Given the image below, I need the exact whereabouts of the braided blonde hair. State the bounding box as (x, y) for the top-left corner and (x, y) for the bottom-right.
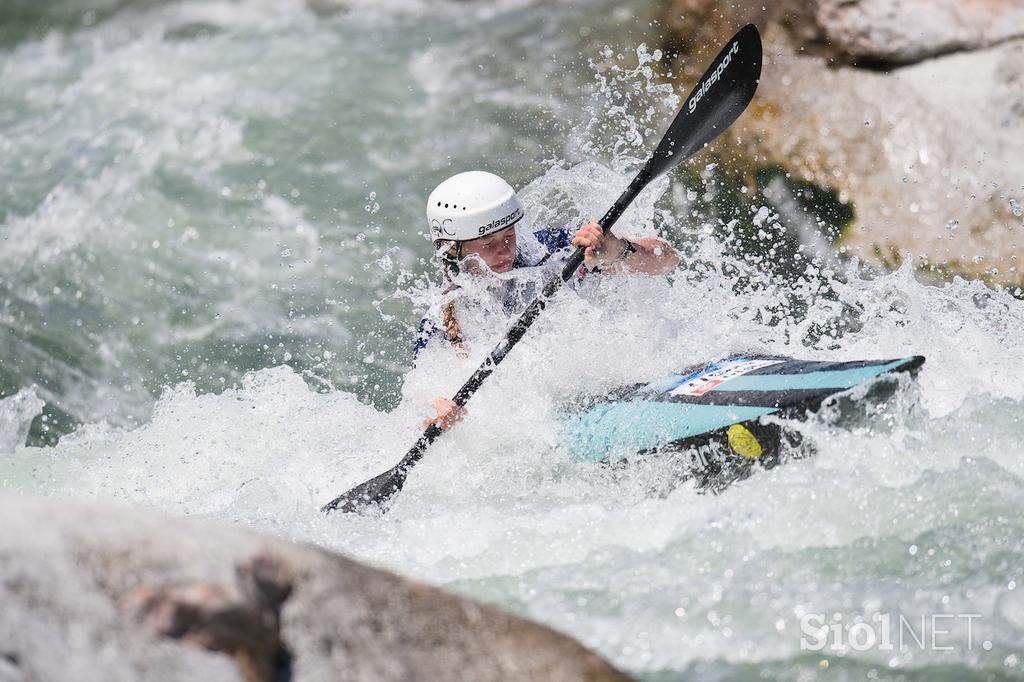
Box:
(441, 297), (466, 356)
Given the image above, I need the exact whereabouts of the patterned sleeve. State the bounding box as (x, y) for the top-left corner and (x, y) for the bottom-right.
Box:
(532, 226), (573, 255)
(412, 313), (446, 363)
(530, 225), (589, 288)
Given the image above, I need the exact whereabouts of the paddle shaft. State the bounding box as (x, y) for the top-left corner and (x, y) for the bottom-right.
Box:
(391, 168), (654, 477)
(320, 169), (655, 511)
(321, 24), (762, 513)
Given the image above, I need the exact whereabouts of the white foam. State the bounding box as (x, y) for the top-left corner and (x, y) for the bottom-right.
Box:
(0, 389), (45, 455)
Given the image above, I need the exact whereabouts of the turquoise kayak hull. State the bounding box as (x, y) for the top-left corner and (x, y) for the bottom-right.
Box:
(567, 355), (925, 464)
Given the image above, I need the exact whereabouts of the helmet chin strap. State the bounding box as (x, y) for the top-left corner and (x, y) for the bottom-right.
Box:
(437, 241), (462, 282)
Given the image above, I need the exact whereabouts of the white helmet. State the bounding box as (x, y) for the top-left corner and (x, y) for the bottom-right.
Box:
(427, 171), (524, 243)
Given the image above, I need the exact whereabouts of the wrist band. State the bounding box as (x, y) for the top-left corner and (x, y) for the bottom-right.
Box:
(613, 239), (637, 264)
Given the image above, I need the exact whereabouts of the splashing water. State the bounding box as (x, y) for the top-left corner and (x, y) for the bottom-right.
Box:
(0, 388), (44, 454)
(2, 1), (1023, 680)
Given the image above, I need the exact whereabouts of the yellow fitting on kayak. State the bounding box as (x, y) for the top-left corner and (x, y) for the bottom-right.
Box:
(727, 424), (762, 459)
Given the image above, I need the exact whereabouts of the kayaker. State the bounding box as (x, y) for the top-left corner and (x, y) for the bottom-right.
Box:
(416, 170), (679, 428)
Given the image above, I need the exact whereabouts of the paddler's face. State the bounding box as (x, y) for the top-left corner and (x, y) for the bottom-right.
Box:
(460, 225), (517, 274)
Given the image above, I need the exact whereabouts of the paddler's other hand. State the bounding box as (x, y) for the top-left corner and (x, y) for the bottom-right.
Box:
(572, 220), (625, 270)
(423, 397), (466, 430)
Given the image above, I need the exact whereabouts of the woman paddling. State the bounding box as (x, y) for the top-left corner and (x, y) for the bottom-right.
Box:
(415, 170), (679, 429)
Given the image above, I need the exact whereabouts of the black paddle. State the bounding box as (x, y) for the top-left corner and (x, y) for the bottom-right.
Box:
(322, 24), (763, 515)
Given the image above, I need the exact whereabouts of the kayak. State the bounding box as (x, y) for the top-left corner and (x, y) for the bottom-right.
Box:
(566, 355), (925, 488)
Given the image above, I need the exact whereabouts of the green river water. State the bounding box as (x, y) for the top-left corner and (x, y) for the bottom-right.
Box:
(2, 1), (1023, 679)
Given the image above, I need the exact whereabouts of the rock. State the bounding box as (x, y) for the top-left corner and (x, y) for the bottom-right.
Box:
(815, 0), (1024, 65)
(660, 0), (1024, 286)
(662, 0), (1024, 67)
(126, 552), (292, 682)
(751, 39), (1024, 281)
(0, 494), (631, 682)
(661, 0), (792, 83)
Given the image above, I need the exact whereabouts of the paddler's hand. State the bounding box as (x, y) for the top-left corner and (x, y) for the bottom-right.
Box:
(572, 220), (627, 270)
(423, 397), (466, 430)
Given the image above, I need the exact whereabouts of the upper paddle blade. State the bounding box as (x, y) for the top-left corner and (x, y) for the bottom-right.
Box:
(647, 24), (762, 179)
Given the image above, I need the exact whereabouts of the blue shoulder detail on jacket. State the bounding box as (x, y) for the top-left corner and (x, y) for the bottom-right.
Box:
(412, 315), (445, 362)
(532, 226), (572, 255)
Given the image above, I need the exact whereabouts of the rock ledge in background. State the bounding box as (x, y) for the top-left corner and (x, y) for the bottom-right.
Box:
(661, 0), (1024, 286)
(815, 0), (1024, 66)
(0, 494), (631, 682)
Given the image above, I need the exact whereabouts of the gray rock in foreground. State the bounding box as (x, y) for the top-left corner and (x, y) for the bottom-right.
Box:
(0, 494), (631, 682)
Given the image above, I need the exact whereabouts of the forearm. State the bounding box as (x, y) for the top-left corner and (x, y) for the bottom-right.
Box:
(610, 236), (680, 275)
(572, 220), (679, 275)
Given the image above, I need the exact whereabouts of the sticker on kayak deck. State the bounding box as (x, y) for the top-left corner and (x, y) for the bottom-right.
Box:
(669, 359), (783, 397)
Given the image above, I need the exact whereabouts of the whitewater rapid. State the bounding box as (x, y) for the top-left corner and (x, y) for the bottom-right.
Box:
(3, 0), (1024, 679)
(7, 228), (1024, 677)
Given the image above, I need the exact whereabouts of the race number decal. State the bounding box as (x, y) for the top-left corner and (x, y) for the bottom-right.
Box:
(669, 359), (782, 397)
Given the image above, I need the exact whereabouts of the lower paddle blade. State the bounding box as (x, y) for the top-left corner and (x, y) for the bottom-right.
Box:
(322, 424), (442, 515)
(647, 23), (762, 179)
(320, 466), (406, 514)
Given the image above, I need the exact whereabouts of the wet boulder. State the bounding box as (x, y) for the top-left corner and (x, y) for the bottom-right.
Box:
(0, 494), (631, 682)
(660, 0), (1024, 286)
(814, 0), (1024, 66)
